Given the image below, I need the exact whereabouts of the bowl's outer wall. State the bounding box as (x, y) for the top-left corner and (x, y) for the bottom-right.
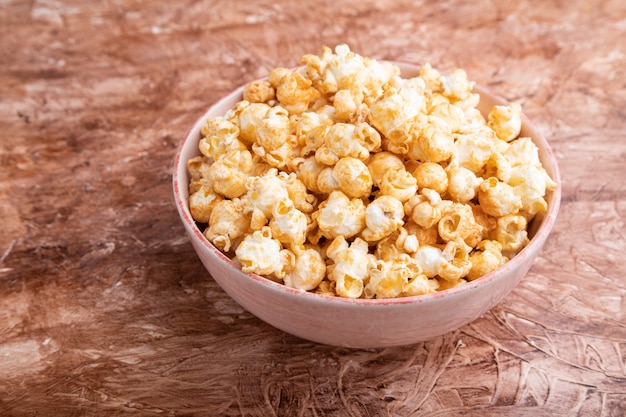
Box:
(173, 63), (561, 348)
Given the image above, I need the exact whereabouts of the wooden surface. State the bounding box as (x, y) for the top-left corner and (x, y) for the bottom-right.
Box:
(1, 0), (625, 415)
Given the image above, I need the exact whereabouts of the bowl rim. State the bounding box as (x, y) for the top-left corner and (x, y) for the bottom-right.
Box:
(172, 61), (562, 308)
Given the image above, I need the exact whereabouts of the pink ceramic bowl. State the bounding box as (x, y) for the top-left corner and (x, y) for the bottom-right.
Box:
(172, 63), (561, 348)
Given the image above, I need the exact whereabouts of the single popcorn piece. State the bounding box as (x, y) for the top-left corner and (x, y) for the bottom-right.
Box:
(313, 190), (366, 239)
(507, 164), (555, 216)
(452, 128), (501, 174)
(189, 186), (223, 223)
(502, 136), (542, 167)
(283, 247), (327, 291)
(269, 67), (321, 114)
(367, 151), (405, 187)
(235, 226), (293, 278)
(428, 101), (466, 133)
(468, 240), (504, 281)
(378, 168), (418, 202)
(437, 238), (472, 282)
(283, 173), (317, 213)
(232, 102), (272, 146)
(413, 162), (448, 195)
(413, 245), (446, 278)
(204, 199), (251, 253)
(207, 149), (253, 199)
(332, 156), (373, 198)
(441, 68), (475, 103)
(326, 236), (373, 298)
(478, 177), (523, 217)
(243, 168), (291, 228)
(187, 155), (212, 195)
(269, 199), (308, 255)
(199, 117), (246, 160)
(404, 190), (442, 229)
(488, 102), (523, 142)
(250, 106), (292, 165)
(361, 195), (405, 242)
(295, 111), (333, 153)
(419, 62), (443, 93)
(438, 202), (483, 247)
(369, 78), (427, 148)
(187, 44), (556, 298)
(495, 214), (529, 255)
(447, 165), (482, 203)
(415, 116), (455, 163)
(316, 166), (342, 194)
(243, 80), (276, 104)
(333, 88), (367, 123)
(297, 156), (325, 194)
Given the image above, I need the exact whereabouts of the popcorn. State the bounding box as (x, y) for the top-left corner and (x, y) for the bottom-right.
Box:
(438, 238), (472, 282)
(404, 190), (442, 229)
(316, 166), (341, 194)
(488, 102), (522, 142)
(199, 117), (245, 160)
(413, 245), (445, 278)
(369, 79), (426, 147)
(332, 156), (373, 198)
(452, 128), (501, 174)
(315, 122), (381, 165)
(243, 168), (291, 225)
(441, 68), (474, 102)
(269, 199), (308, 255)
(447, 166), (482, 203)
(187, 44), (556, 298)
(437, 202), (483, 247)
(283, 247), (326, 291)
(378, 168), (418, 202)
(366, 254), (424, 298)
(467, 240), (504, 281)
(367, 151), (405, 187)
(416, 116), (455, 163)
(233, 102), (272, 145)
(235, 226), (293, 278)
(243, 80), (275, 104)
(495, 214), (529, 255)
(204, 199), (250, 253)
(269, 67), (321, 114)
(313, 190), (366, 240)
(361, 195), (405, 242)
(297, 156), (325, 194)
(189, 186), (223, 223)
(326, 236), (374, 298)
(413, 162), (448, 195)
(250, 105), (292, 168)
(507, 164), (553, 216)
(478, 177), (523, 217)
(207, 149), (253, 199)
(333, 88), (366, 122)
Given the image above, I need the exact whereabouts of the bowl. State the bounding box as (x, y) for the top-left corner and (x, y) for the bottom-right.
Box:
(172, 62), (561, 348)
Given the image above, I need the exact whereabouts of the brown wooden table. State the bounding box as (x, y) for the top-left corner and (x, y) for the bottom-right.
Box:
(1, 0), (625, 415)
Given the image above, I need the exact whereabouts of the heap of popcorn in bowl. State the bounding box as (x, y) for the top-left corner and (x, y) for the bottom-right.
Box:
(186, 45), (556, 300)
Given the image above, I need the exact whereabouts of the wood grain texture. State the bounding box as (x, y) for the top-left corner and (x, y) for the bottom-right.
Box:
(1, 0), (625, 415)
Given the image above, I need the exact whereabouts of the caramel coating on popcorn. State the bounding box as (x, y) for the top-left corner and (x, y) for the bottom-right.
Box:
(187, 44), (556, 299)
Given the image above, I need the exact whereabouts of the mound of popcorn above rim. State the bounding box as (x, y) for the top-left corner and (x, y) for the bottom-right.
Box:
(187, 44), (556, 299)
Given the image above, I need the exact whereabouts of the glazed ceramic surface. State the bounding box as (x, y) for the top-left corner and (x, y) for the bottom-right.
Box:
(173, 63), (561, 348)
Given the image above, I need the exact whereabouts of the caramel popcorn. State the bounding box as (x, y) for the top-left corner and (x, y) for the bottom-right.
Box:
(188, 44), (556, 298)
